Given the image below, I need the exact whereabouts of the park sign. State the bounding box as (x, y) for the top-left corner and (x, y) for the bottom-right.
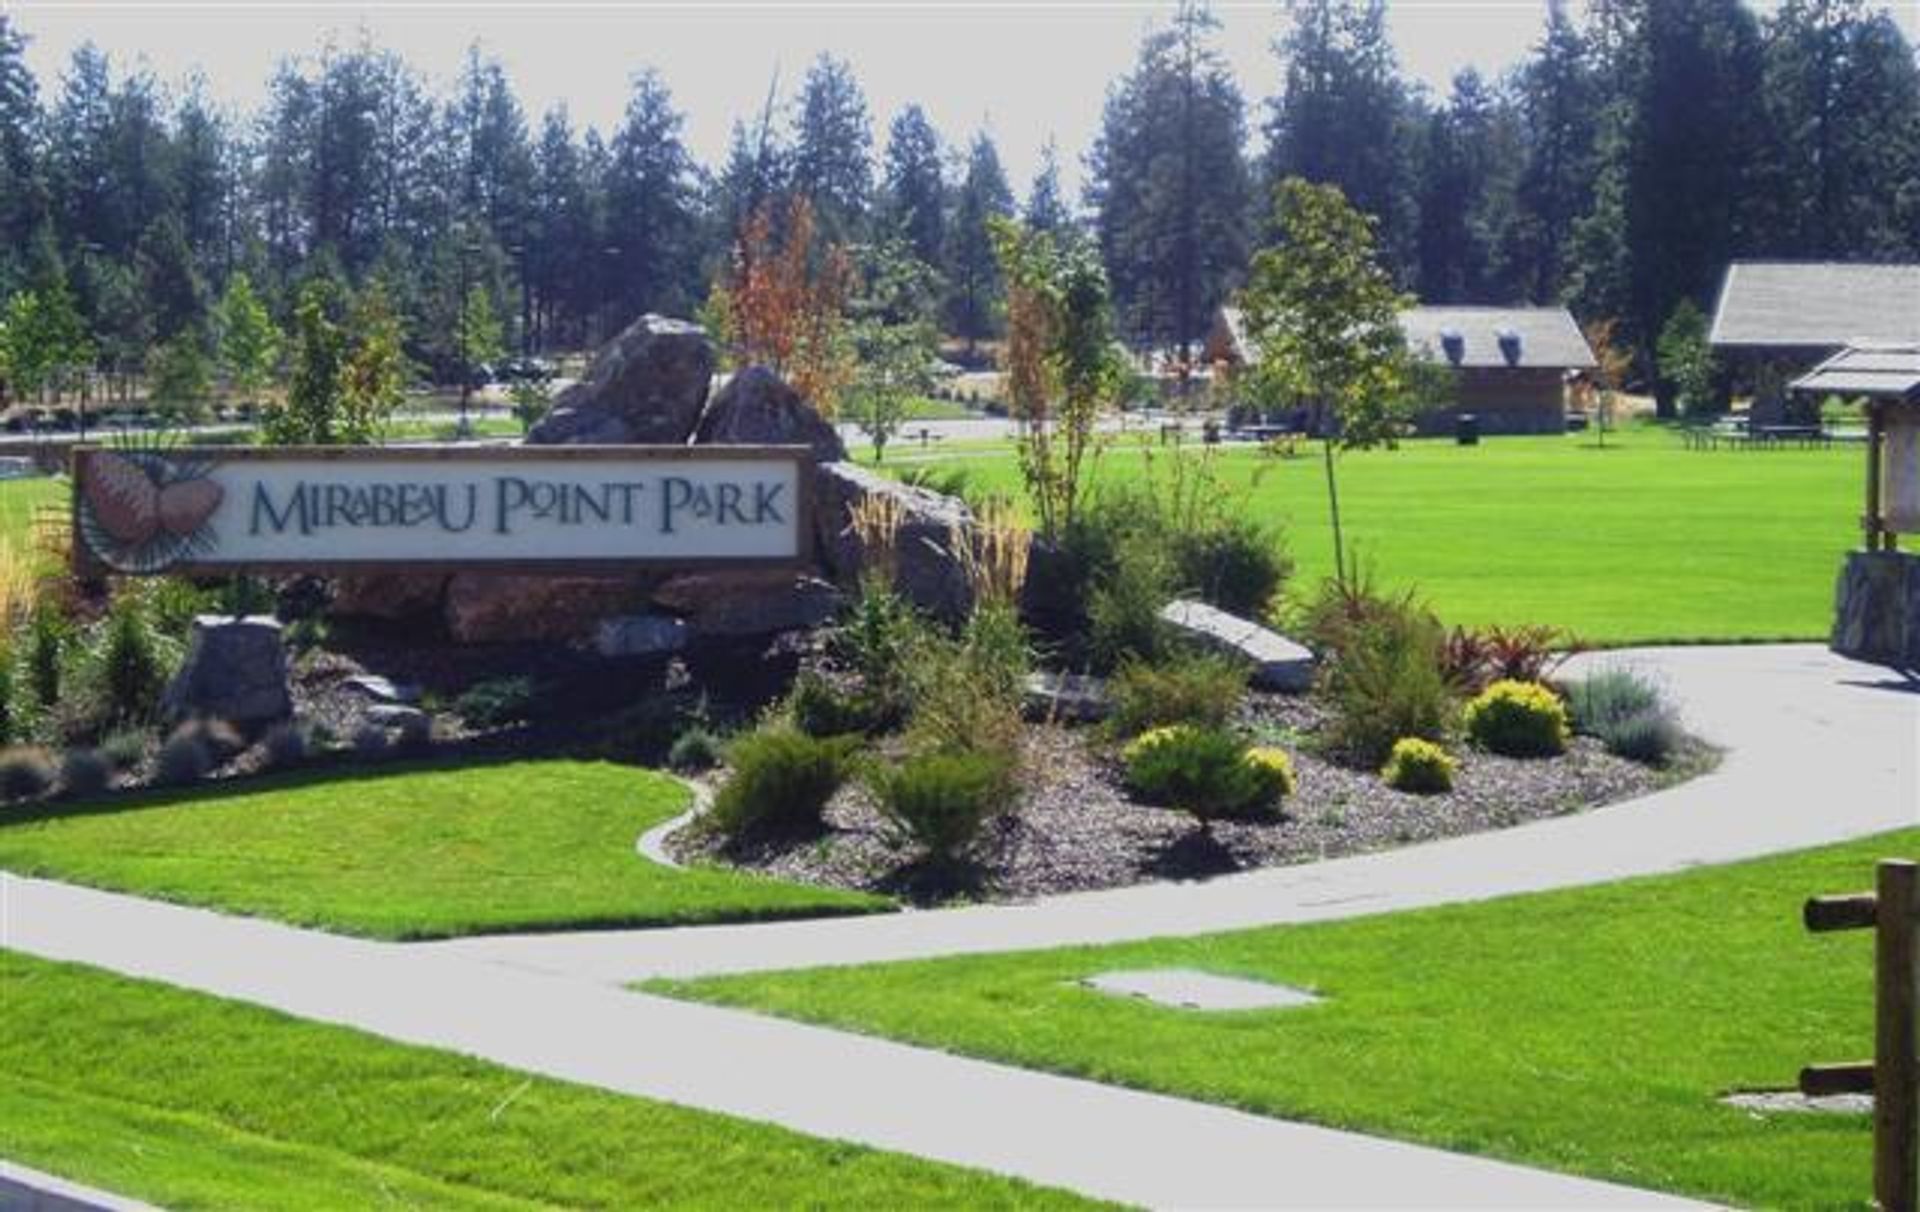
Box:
(71, 444), (810, 576)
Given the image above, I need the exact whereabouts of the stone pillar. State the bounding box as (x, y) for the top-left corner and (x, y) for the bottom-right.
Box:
(1832, 551), (1920, 671)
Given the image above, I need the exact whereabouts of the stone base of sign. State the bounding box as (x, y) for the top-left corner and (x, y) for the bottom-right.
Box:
(330, 572), (449, 620)
(651, 570), (841, 638)
(444, 573), (660, 645)
(161, 615), (292, 727)
(1831, 549), (1920, 671)
(595, 614), (692, 658)
(1159, 599), (1316, 692)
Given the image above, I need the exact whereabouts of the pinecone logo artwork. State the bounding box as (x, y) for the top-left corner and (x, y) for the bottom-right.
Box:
(77, 449), (225, 573)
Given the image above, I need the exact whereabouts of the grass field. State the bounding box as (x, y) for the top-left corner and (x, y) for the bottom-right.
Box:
(0, 760), (887, 938)
(911, 424), (1858, 645)
(0, 474), (62, 552)
(658, 826), (1913, 1210)
(0, 950), (1091, 1209)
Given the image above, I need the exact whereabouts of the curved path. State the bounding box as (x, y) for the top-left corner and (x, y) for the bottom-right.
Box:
(4, 644), (1912, 1208)
(433, 644), (1920, 982)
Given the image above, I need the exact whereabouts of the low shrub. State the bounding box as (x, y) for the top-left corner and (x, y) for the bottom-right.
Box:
(58, 747), (112, 798)
(101, 598), (167, 725)
(184, 718), (246, 762)
(259, 722), (309, 770)
(667, 726), (724, 772)
(871, 750), (1015, 863)
(707, 728), (858, 839)
(455, 677), (537, 730)
(1566, 669), (1681, 765)
(1168, 516), (1291, 621)
(1565, 668), (1661, 734)
(1464, 679), (1569, 757)
(1381, 737), (1458, 794)
(1310, 580), (1454, 767)
(27, 609), (64, 709)
(1087, 531), (1174, 671)
(905, 603), (1029, 762)
(1242, 746), (1297, 801)
(1109, 654), (1247, 736)
(830, 580), (927, 724)
(0, 745), (56, 801)
(1599, 708), (1681, 765)
(1122, 725), (1288, 822)
(153, 727), (214, 787)
(789, 670), (880, 738)
(98, 728), (148, 771)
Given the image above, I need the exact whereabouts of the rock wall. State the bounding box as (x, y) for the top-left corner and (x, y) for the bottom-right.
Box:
(1832, 550), (1920, 671)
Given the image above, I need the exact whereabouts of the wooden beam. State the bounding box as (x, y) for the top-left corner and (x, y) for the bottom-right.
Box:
(1802, 1062), (1876, 1097)
(1868, 403), (1888, 551)
(1807, 893), (1879, 933)
(1876, 860), (1919, 1212)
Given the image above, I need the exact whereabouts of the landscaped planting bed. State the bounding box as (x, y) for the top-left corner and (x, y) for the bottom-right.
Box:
(672, 694), (1703, 902)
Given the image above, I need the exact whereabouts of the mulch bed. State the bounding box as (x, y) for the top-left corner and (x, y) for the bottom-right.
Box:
(669, 690), (1716, 905)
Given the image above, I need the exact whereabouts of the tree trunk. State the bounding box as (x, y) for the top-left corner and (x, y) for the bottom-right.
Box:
(1322, 436), (1347, 586)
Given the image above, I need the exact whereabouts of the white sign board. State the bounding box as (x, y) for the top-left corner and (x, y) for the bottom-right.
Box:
(73, 445), (809, 574)
(1884, 413), (1920, 534)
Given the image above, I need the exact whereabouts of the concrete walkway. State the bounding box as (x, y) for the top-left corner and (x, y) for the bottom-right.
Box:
(432, 644), (1920, 982)
(4, 643), (1910, 1207)
(1, 873), (1695, 1208)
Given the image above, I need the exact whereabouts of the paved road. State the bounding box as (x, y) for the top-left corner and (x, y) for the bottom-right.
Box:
(6, 642), (1909, 1208)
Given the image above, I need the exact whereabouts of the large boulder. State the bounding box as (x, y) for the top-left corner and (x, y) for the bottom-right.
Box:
(693, 365), (846, 461)
(161, 616), (292, 726)
(444, 573), (660, 644)
(1159, 599), (1316, 692)
(1832, 550), (1920, 670)
(813, 461), (973, 620)
(526, 314), (716, 446)
(651, 569), (841, 637)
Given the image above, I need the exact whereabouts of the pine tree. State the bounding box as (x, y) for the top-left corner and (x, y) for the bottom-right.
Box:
(1514, 0), (1596, 300)
(0, 16), (44, 298)
(603, 70), (700, 325)
(1089, 0), (1251, 357)
(790, 53), (872, 240)
(1024, 140), (1069, 235)
(881, 104), (946, 271)
(946, 132), (1014, 358)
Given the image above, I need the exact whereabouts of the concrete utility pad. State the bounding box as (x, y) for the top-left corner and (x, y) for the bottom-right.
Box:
(1082, 968), (1320, 1011)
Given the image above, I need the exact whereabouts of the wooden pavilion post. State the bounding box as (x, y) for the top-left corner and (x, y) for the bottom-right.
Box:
(1867, 401), (1887, 551)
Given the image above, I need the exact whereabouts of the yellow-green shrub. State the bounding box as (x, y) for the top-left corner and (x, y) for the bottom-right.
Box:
(1381, 737), (1457, 793)
(1463, 679), (1569, 757)
(1123, 725), (1291, 821)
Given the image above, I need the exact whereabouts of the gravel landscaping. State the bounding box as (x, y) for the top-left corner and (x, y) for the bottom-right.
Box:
(669, 691), (1715, 904)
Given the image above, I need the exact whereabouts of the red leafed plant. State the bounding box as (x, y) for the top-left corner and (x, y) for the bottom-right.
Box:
(711, 195), (855, 417)
(1442, 624), (1578, 694)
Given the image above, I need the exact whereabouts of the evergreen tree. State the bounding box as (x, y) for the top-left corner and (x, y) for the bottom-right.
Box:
(1024, 139), (1069, 234)
(1264, 0), (1419, 279)
(946, 132), (1015, 357)
(147, 330), (213, 422)
(1088, 0), (1251, 356)
(215, 272), (280, 405)
(790, 53), (872, 239)
(881, 104), (946, 271)
(527, 106), (594, 350)
(0, 16), (44, 298)
(603, 70), (701, 325)
(1513, 0), (1597, 301)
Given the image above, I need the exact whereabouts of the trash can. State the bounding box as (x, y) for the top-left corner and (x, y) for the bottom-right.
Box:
(1456, 413), (1480, 446)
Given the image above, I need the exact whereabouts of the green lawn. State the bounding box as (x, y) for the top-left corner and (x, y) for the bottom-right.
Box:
(909, 424), (1858, 644)
(657, 827), (1914, 1209)
(0, 760), (886, 939)
(0, 950), (1093, 1209)
(0, 474), (62, 552)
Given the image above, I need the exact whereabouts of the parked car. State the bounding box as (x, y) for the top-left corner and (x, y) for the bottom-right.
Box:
(498, 357), (556, 383)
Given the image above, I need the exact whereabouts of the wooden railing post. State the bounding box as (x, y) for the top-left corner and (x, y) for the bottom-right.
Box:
(1878, 860), (1919, 1212)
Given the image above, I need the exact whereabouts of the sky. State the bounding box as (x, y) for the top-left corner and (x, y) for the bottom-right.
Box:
(6, 0), (1917, 202)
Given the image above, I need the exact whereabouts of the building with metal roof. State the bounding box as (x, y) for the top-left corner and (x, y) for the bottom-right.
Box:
(1709, 261), (1920, 353)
